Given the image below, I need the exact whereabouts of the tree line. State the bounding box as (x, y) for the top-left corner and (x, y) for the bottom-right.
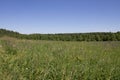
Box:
(0, 29), (120, 41)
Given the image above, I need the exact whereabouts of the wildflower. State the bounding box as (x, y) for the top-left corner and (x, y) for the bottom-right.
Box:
(26, 68), (28, 70)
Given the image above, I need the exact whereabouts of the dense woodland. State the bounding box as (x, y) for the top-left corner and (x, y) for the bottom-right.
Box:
(0, 29), (120, 41)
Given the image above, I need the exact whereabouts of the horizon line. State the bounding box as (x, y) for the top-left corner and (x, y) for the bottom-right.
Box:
(0, 28), (120, 35)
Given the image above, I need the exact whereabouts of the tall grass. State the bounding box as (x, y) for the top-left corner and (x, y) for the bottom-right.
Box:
(0, 38), (120, 80)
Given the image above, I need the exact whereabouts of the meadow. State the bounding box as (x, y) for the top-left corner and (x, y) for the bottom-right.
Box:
(0, 37), (120, 80)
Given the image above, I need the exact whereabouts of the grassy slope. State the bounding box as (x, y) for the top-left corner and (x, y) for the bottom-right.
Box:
(0, 38), (120, 80)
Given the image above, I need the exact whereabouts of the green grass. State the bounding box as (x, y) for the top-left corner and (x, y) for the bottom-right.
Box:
(0, 38), (120, 80)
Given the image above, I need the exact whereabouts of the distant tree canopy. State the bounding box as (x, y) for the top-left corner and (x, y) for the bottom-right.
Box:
(0, 28), (120, 41)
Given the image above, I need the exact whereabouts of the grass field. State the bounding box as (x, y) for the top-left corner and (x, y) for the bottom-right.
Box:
(0, 37), (120, 80)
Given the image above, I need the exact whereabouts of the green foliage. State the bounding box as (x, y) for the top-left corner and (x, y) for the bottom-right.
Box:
(1, 40), (17, 55)
(0, 39), (120, 80)
(0, 28), (120, 41)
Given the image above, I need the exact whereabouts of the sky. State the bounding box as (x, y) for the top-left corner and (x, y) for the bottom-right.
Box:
(0, 0), (120, 34)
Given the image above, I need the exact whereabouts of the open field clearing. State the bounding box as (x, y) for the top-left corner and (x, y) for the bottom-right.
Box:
(0, 38), (120, 80)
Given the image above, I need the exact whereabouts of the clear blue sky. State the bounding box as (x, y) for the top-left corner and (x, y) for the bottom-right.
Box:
(0, 0), (120, 34)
